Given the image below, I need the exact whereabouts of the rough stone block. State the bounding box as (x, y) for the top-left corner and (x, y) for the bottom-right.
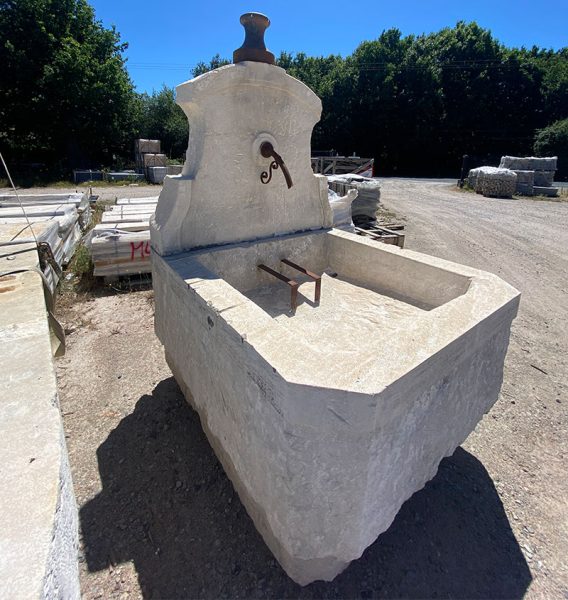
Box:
(148, 166), (168, 184)
(152, 229), (519, 585)
(533, 185), (559, 197)
(0, 246), (79, 598)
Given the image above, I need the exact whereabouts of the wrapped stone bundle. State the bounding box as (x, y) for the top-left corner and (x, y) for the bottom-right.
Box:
(327, 174), (381, 226)
(328, 187), (357, 230)
(533, 171), (555, 187)
(143, 153), (167, 168)
(467, 167), (482, 190)
(513, 170), (535, 195)
(500, 156), (558, 171)
(135, 139), (161, 154)
(469, 167), (517, 197)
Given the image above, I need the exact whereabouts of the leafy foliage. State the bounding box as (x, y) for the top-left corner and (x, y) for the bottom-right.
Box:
(1, 6), (567, 179)
(137, 87), (187, 159)
(199, 23), (567, 177)
(0, 0), (139, 174)
(534, 118), (568, 175)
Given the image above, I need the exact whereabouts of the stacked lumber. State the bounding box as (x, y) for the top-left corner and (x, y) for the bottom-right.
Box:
(90, 196), (158, 278)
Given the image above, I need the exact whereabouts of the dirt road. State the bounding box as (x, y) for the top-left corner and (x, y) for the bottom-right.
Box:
(56, 180), (567, 598)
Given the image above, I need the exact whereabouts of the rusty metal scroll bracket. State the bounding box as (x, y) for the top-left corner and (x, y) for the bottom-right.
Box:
(260, 142), (293, 189)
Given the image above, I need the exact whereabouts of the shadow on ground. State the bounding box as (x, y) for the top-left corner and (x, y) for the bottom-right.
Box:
(81, 378), (532, 599)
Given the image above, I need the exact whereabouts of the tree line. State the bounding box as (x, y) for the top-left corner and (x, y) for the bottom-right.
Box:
(1, 0), (566, 180)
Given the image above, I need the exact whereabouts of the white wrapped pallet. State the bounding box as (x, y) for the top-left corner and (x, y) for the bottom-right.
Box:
(478, 167), (517, 198)
(469, 167), (517, 197)
(328, 188), (357, 230)
(500, 155), (558, 171)
(327, 174), (381, 225)
(513, 170), (535, 195)
(467, 167), (482, 190)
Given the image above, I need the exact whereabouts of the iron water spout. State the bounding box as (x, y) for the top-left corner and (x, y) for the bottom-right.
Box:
(260, 141), (294, 189)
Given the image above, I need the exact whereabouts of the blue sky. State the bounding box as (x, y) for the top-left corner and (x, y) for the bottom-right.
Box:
(90, 0), (568, 93)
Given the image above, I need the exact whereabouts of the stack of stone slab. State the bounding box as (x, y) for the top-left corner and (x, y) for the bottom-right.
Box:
(134, 139), (161, 172)
(0, 192), (90, 291)
(499, 156), (558, 197)
(0, 245), (79, 599)
(89, 196), (158, 278)
(468, 166), (517, 198)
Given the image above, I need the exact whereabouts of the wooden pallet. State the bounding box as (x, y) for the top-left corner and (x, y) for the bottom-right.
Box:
(354, 225), (405, 248)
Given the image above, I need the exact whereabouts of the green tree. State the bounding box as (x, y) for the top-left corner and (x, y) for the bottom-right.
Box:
(129, 22), (568, 178)
(0, 0), (138, 174)
(192, 54), (231, 77)
(137, 87), (187, 159)
(534, 118), (568, 179)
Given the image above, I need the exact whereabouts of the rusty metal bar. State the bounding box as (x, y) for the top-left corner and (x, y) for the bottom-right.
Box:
(281, 258), (321, 303)
(257, 264), (299, 312)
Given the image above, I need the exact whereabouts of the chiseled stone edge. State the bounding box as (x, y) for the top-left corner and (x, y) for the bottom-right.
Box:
(0, 248), (79, 599)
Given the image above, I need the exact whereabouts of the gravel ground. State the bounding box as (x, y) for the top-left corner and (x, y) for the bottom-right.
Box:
(54, 180), (567, 599)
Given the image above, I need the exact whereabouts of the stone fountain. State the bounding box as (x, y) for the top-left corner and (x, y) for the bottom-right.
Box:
(150, 13), (520, 585)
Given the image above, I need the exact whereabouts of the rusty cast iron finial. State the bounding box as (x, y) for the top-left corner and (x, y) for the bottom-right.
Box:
(233, 12), (275, 65)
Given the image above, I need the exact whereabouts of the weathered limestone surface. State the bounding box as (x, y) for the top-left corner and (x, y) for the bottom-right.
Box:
(152, 230), (519, 584)
(0, 245), (79, 599)
(150, 62), (332, 255)
(151, 44), (519, 585)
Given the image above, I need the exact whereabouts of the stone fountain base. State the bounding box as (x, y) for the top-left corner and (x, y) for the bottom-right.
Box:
(152, 229), (519, 584)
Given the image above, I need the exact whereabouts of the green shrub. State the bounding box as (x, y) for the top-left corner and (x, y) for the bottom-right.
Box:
(534, 118), (568, 179)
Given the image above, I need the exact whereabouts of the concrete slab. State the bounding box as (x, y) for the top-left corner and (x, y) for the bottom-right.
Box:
(0, 245), (79, 599)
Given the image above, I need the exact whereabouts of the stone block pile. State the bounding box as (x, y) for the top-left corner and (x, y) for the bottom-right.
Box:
(134, 139), (168, 181)
(499, 156), (558, 197)
(468, 166), (518, 198)
(327, 174), (381, 227)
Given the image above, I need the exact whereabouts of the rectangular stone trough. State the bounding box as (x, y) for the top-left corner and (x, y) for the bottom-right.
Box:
(152, 227), (520, 585)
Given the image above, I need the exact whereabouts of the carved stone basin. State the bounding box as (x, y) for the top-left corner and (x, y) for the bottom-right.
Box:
(152, 227), (518, 584)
